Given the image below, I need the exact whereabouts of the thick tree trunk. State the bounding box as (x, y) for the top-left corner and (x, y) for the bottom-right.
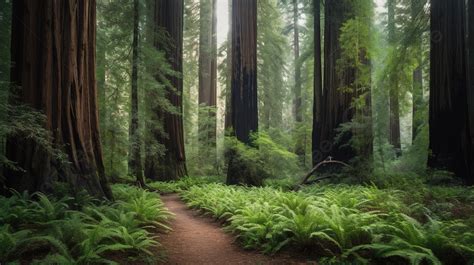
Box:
(5, 0), (112, 198)
(314, 0), (355, 164)
(226, 0), (258, 185)
(411, 0), (423, 141)
(469, 0), (474, 149)
(312, 0), (322, 166)
(0, 0), (11, 179)
(145, 0), (187, 181)
(387, 0), (401, 151)
(129, 0), (144, 185)
(198, 0), (217, 149)
(429, 0), (473, 185)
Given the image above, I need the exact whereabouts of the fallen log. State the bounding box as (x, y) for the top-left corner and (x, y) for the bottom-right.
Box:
(297, 157), (351, 187)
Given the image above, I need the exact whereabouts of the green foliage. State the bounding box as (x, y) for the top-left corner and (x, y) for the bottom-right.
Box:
(181, 183), (474, 264)
(186, 106), (221, 176)
(148, 175), (223, 193)
(225, 132), (301, 182)
(257, 0), (289, 130)
(97, 0), (175, 179)
(0, 184), (172, 264)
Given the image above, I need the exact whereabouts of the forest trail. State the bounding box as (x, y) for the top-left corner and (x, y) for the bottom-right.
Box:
(159, 194), (307, 265)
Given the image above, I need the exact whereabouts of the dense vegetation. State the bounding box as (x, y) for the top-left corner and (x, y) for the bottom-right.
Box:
(0, 185), (172, 264)
(181, 180), (474, 264)
(1, 0), (474, 264)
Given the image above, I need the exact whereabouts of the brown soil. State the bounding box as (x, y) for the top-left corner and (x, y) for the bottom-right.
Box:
(158, 194), (314, 265)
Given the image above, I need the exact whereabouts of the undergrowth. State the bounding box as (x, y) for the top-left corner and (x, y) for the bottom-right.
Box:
(0, 184), (172, 264)
(181, 183), (474, 265)
(148, 176), (224, 193)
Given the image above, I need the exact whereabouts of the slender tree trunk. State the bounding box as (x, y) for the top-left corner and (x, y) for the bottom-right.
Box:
(5, 0), (112, 198)
(293, 0), (305, 163)
(224, 0), (232, 131)
(312, 0), (322, 166)
(198, 0), (217, 150)
(429, 0), (473, 185)
(129, 0), (144, 185)
(145, 0), (187, 181)
(388, 0), (401, 151)
(315, 0), (355, 164)
(226, 0), (258, 185)
(411, 0), (423, 141)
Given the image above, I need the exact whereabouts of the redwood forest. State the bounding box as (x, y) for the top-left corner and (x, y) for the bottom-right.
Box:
(1, 0), (474, 264)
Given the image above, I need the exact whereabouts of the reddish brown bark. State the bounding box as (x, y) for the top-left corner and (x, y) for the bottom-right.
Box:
(5, 0), (112, 198)
(469, 0), (474, 150)
(429, 0), (473, 185)
(313, 0), (356, 164)
(312, 0), (322, 166)
(145, 0), (187, 181)
(226, 0), (258, 185)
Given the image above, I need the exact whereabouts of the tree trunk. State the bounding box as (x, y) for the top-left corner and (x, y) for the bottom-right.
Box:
(468, 0), (474, 149)
(145, 0), (187, 181)
(0, 0), (11, 178)
(226, 0), (258, 185)
(387, 0), (401, 151)
(198, 0), (217, 150)
(314, 0), (355, 164)
(411, 0), (423, 141)
(129, 0), (144, 185)
(224, 0), (232, 131)
(429, 0), (473, 185)
(5, 0), (112, 198)
(312, 0), (322, 166)
(293, 0), (305, 164)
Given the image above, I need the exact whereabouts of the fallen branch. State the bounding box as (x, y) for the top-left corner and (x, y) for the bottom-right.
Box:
(298, 157), (351, 186)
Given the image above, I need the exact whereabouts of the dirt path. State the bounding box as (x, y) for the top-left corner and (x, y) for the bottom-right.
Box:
(159, 194), (309, 265)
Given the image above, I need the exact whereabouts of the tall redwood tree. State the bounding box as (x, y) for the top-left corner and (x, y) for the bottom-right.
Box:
(5, 0), (112, 198)
(312, 0), (322, 166)
(226, 0), (258, 185)
(198, 0), (217, 152)
(469, 0), (474, 150)
(387, 0), (401, 151)
(129, 0), (144, 185)
(429, 0), (473, 185)
(313, 0), (356, 164)
(145, 0), (187, 181)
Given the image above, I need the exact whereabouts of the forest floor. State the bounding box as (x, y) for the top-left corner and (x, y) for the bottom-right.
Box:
(158, 194), (311, 265)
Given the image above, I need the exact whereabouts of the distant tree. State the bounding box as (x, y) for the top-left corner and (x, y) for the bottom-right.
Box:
(227, 0), (259, 185)
(198, 0), (217, 150)
(224, 0), (233, 131)
(129, 0), (144, 185)
(387, 0), (401, 152)
(5, 0), (112, 198)
(145, 0), (187, 181)
(411, 0), (424, 141)
(429, 0), (473, 185)
(292, 0), (305, 162)
(258, 0), (287, 131)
